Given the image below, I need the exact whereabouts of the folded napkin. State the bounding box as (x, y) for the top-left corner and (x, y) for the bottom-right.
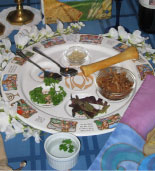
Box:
(89, 74), (155, 170)
(0, 134), (13, 171)
(120, 74), (155, 140)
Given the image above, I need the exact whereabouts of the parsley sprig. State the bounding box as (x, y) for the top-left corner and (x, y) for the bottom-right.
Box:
(29, 77), (66, 106)
(59, 139), (75, 153)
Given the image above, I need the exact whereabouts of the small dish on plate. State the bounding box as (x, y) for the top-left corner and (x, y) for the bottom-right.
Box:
(64, 46), (89, 66)
(96, 66), (136, 101)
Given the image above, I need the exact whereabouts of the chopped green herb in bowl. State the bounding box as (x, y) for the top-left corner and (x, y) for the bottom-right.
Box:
(59, 139), (75, 153)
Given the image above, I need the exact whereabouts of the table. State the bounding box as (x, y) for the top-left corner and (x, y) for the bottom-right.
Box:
(1, 0), (155, 170)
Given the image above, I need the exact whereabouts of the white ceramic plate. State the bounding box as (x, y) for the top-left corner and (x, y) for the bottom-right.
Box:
(1, 35), (154, 136)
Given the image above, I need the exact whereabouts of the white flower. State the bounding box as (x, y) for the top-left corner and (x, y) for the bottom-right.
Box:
(146, 48), (155, 54)
(66, 22), (85, 34)
(19, 29), (30, 36)
(0, 101), (18, 135)
(11, 118), (23, 133)
(5, 125), (16, 141)
(33, 130), (41, 143)
(3, 101), (17, 118)
(1, 51), (15, 62)
(104, 28), (119, 39)
(23, 127), (40, 143)
(0, 112), (10, 132)
(138, 43), (155, 54)
(29, 26), (40, 42)
(1, 60), (8, 69)
(128, 30), (147, 45)
(118, 26), (129, 42)
(39, 25), (54, 40)
(39, 28), (47, 38)
(0, 47), (5, 54)
(78, 22), (85, 27)
(23, 127), (33, 141)
(109, 28), (119, 39)
(44, 25), (54, 37)
(2, 38), (11, 50)
(18, 25), (31, 34)
(57, 20), (64, 33)
(71, 23), (81, 30)
(66, 26), (73, 33)
(14, 32), (30, 49)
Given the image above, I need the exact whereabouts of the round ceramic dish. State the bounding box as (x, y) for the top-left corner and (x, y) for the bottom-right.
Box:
(2, 38), (151, 136)
(64, 46), (88, 66)
(96, 66), (136, 101)
(44, 132), (81, 171)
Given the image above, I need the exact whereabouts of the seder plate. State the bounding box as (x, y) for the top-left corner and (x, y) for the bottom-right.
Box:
(1, 34), (154, 136)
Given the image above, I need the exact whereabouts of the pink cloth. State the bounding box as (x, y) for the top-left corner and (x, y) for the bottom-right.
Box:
(120, 74), (155, 140)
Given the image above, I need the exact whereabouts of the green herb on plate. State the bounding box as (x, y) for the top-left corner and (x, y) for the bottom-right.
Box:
(29, 77), (66, 106)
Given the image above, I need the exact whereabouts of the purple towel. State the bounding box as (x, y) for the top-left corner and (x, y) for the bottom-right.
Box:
(120, 74), (155, 140)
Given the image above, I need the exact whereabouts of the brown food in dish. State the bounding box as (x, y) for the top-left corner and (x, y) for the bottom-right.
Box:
(80, 46), (139, 77)
(97, 68), (134, 100)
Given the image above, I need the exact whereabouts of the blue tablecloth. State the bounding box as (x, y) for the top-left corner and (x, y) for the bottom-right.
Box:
(1, 0), (155, 170)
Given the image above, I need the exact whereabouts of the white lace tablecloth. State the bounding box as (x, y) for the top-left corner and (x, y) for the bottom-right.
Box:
(0, 6), (42, 39)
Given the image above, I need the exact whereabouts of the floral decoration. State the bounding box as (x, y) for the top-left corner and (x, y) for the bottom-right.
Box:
(0, 38), (15, 73)
(0, 23), (155, 143)
(14, 20), (85, 49)
(102, 26), (155, 64)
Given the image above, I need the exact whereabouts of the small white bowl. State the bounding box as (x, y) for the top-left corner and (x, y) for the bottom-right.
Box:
(44, 132), (80, 171)
(64, 46), (88, 66)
